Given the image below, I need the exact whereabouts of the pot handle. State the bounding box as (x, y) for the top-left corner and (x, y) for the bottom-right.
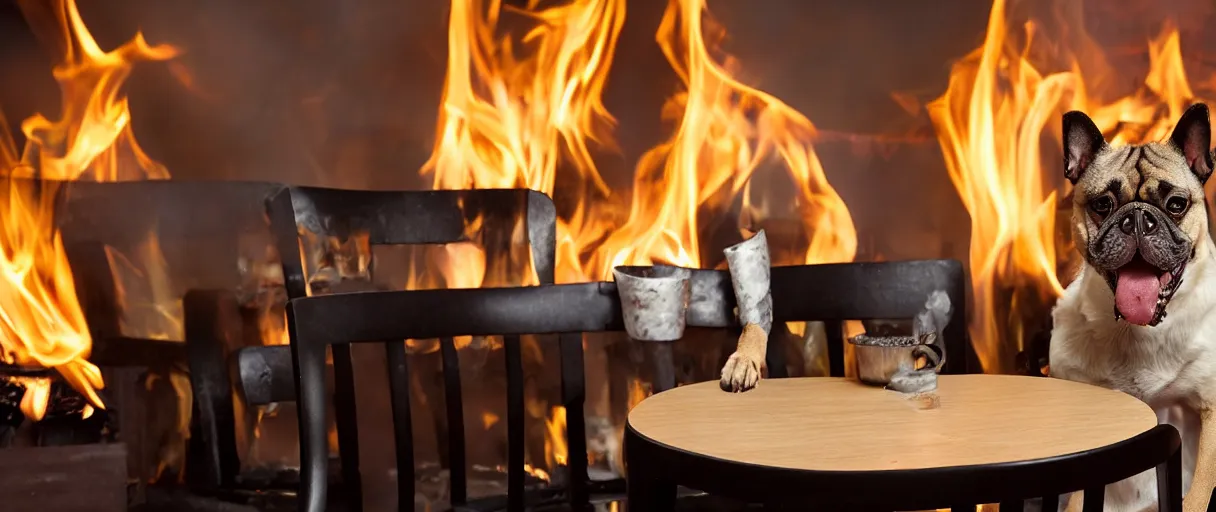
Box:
(912, 335), (946, 373)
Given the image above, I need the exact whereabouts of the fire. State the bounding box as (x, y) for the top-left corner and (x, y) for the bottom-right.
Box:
(927, 0), (1206, 372)
(425, 0), (853, 283)
(422, 0), (625, 286)
(424, 0), (854, 474)
(543, 406), (568, 469)
(0, 0), (176, 419)
(592, 0), (855, 272)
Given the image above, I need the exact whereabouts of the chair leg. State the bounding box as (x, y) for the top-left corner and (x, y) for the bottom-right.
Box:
(1157, 445), (1182, 512)
(291, 341), (331, 512)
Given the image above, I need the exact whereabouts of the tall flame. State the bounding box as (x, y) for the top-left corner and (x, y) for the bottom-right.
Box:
(593, 0), (855, 272)
(422, 0), (625, 286)
(425, 0), (856, 476)
(0, 0), (176, 419)
(426, 0), (854, 287)
(928, 0), (1205, 372)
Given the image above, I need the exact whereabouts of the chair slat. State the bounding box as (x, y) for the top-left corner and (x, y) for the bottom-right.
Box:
(331, 344), (364, 511)
(1082, 486), (1104, 512)
(504, 334), (526, 512)
(559, 332), (590, 506)
(825, 321), (845, 378)
(440, 337), (468, 506)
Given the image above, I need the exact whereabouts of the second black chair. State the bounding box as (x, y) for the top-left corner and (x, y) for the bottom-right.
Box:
(264, 186), (564, 511)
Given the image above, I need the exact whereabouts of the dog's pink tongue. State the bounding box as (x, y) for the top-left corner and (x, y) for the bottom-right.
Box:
(1115, 262), (1162, 326)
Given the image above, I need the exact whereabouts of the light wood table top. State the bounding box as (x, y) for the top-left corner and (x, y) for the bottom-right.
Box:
(627, 375), (1157, 472)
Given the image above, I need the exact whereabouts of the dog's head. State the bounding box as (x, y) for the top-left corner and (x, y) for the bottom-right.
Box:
(1065, 103), (1213, 327)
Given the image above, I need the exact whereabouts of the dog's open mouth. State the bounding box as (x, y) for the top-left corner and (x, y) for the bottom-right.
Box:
(1104, 254), (1186, 326)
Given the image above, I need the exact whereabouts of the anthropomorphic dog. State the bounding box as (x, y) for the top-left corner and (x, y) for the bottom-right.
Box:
(1050, 103), (1216, 512)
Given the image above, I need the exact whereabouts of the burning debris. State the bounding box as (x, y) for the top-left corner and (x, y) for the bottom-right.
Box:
(0, 0), (178, 422)
(0, 364), (107, 445)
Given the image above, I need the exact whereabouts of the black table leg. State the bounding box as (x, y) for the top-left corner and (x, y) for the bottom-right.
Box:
(626, 468), (675, 512)
(624, 427), (675, 512)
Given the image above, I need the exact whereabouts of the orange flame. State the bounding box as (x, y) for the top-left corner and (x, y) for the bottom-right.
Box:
(928, 0), (1205, 372)
(594, 0), (855, 273)
(0, 0), (176, 419)
(425, 0), (855, 474)
(425, 0), (854, 285)
(423, 0), (625, 286)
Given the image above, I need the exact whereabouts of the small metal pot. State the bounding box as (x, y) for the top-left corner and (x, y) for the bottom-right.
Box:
(612, 264), (692, 342)
(848, 334), (944, 387)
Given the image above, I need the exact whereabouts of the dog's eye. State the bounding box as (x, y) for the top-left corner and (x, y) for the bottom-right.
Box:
(1166, 197), (1189, 215)
(1089, 196), (1113, 215)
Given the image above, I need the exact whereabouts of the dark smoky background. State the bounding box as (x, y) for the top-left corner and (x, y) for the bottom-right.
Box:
(4, 0), (1216, 509)
(1, 0), (988, 186)
(4, 0), (1214, 262)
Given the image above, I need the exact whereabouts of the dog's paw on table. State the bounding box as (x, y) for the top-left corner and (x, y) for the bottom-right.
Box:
(719, 351), (762, 392)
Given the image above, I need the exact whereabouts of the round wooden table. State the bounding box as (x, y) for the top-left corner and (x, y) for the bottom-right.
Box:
(624, 375), (1182, 511)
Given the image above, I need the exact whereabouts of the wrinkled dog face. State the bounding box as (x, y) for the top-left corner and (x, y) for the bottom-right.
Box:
(1065, 103), (1213, 327)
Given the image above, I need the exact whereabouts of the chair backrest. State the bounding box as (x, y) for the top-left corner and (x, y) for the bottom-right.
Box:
(265, 186), (558, 296)
(279, 258), (968, 512)
(261, 186), (559, 511)
(51, 179), (282, 495)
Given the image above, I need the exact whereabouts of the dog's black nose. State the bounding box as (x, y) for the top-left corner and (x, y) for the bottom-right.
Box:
(1141, 210), (1158, 234)
(1120, 212), (1137, 234)
(1118, 209), (1159, 236)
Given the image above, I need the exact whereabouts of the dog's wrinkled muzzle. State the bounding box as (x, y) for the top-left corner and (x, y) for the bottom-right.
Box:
(1087, 202), (1191, 326)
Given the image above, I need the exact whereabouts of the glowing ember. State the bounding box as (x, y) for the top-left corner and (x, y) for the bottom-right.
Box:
(0, 0), (176, 420)
(927, 0), (1207, 372)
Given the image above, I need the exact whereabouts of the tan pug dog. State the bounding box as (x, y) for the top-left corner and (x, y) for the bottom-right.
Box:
(1051, 103), (1216, 512)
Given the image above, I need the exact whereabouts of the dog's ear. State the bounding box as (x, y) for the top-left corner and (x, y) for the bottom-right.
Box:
(1169, 103), (1214, 184)
(1063, 110), (1106, 184)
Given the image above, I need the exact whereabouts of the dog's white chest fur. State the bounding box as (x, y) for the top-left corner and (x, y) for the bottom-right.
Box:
(1050, 243), (1216, 510)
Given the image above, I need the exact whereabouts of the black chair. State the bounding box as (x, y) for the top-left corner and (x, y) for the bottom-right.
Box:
(55, 179), (282, 500)
(282, 259), (969, 512)
(263, 186), (564, 511)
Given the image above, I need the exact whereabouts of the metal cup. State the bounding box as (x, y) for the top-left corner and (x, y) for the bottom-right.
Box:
(847, 334), (946, 387)
(612, 265), (692, 342)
